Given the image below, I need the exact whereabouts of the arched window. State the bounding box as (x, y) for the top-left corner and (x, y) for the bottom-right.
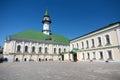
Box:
(105, 35), (111, 45)
(99, 51), (103, 59)
(82, 53), (85, 59)
(32, 46), (35, 52)
(59, 48), (61, 53)
(98, 37), (102, 46)
(72, 44), (74, 49)
(45, 47), (48, 53)
(77, 43), (79, 48)
(87, 53), (90, 59)
(25, 46), (28, 52)
(39, 47), (42, 53)
(17, 45), (21, 52)
(64, 48), (66, 52)
(86, 40), (89, 48)
(54, 48), (56, 53)
(93, 52), (96, 59)
(82, 42), (84, 49)
(91, 39), (95, 47)
(108, 50), (113, 59)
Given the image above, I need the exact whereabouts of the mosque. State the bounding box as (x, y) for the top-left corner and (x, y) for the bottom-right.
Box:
(3, 10), (70, 62)
(3, 10), (120, 62)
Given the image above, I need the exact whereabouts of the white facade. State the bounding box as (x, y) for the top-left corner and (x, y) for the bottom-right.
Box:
(70, 22), (120, 62)
(3, 40), (69, 62)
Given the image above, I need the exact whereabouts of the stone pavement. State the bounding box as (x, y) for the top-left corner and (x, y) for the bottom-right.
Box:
(0, 61), (120, 80)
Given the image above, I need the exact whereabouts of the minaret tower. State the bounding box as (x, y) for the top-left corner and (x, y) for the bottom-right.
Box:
(42, 10), (51, 35)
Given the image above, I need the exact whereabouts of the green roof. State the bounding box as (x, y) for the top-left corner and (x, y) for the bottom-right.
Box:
(71, 48), (79, 54)
(11, 30), (69, 44)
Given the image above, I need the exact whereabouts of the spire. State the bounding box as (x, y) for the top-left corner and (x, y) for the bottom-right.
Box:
(44, 10), (49, 17)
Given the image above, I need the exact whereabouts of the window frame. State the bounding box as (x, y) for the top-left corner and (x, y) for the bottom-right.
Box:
(105, 35), (111, 45)
(98, 37), (102, 46)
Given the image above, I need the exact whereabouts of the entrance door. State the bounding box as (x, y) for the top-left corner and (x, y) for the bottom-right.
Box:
(39, 58), (41, 62)
(24, 58), (26, 61)
(73, 54), (77, 62)
(16, 58), (18, 62)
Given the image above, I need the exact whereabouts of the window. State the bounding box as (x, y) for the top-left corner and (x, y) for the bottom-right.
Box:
(82, 42), (84, 49)
(39, 47), (42, 53)
(91, 39), (95, 47)
(98, 37), (102, 46)
(25, 46), (28, 52)
(108, 50), (113, 59)
(17, 45), (21, 52)
(64, 48), (66, 52)
(82, 53), (85, 60)
(59, 48), (61, 53)
(93, 52), (96, 59)
(45, 47), (48, 53)
(87, 53), (90, 59)
(105, 35), (111, 45)
(86, 40), (89, 48)
(99, 51), (103, 59)
(32, 46), (35, 52)
(72, 44), (74, 49)
(77, 43), (79, 49)
(54, 48), (56, 53)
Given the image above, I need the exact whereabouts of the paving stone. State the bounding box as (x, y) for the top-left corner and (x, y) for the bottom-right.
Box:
(0, 62), (120, 80)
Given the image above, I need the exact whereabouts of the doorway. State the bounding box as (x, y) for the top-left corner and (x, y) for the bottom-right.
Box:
(24, 58), (27, 61)
(39, 58), (41, 62)
(62, 55), (64, 61)
(73, 54), (77, 62)
(15, 58), (19, 62)
(45, 58), (47, 61)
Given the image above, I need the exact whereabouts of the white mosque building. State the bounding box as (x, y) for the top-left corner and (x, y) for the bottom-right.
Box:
(3, 10), (120, 62)
(3, 10), (70, 62)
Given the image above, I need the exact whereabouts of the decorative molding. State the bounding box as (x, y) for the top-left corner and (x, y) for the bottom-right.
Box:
(79, 45), (120, 52)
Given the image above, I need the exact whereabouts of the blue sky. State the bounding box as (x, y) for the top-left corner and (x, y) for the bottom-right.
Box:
(0, 0), (120, 46)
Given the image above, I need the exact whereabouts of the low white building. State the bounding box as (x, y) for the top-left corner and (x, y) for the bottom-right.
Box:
(70, 22), (120, 62)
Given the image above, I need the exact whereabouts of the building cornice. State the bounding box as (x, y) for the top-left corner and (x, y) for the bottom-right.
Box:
(70, 22), (120, 43)
(9, 53), (60, 56)
(78, 45), (120, 52)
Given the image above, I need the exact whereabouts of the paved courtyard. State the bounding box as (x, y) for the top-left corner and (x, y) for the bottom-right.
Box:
(0, 61), (120, 80)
